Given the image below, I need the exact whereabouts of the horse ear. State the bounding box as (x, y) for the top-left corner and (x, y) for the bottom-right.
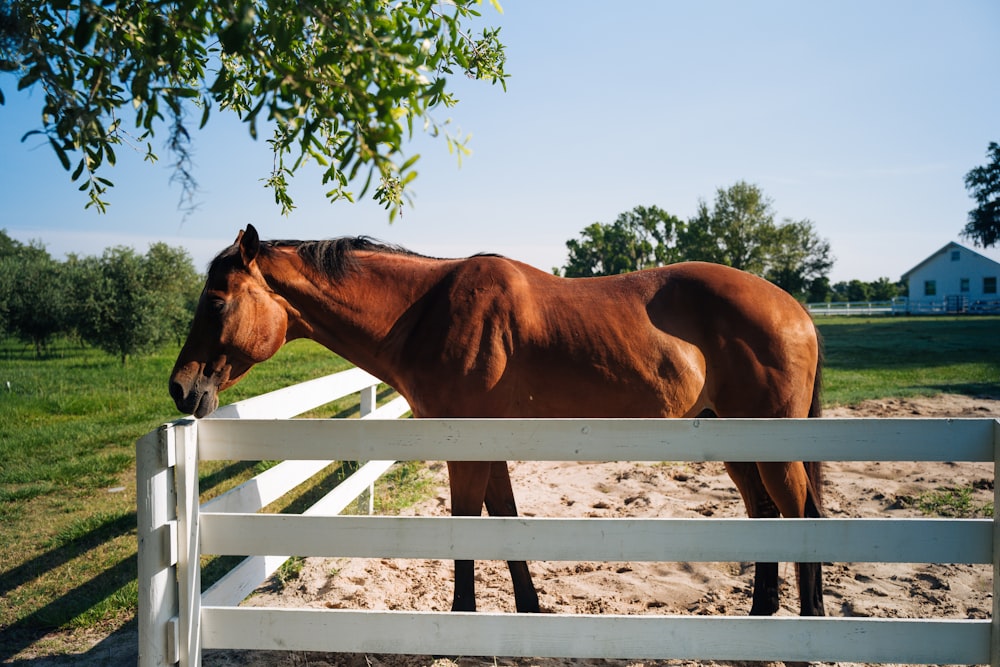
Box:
(239, 224), (260, 265)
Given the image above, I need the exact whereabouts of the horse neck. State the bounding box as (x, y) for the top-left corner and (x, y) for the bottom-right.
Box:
(256, 247), (451, 385)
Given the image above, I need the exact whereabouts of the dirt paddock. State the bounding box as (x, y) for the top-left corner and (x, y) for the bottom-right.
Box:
(207, 394), (997, 667)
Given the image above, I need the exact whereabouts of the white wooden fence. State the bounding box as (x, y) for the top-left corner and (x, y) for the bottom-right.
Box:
(806, 299), (904, 316)
(137, 369), (1000, 666)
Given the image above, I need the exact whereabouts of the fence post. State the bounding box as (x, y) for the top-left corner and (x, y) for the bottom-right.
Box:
(993, 418), (1000, 667)
(136, 425), (179, 666)
(359, 384), (377, 514)
(174, 419), (202, 667)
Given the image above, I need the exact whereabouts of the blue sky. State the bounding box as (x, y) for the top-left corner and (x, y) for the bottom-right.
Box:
(3, 1), (999, 284)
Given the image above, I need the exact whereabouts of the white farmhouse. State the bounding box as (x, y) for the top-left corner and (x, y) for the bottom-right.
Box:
(900, 241), (1000, 314)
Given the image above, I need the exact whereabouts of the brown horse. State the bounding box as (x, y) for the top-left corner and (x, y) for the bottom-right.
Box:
(170, 224), (825, 617)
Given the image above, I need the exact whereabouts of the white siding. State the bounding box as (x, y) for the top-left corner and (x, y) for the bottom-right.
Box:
(904, 242), (1000, 311)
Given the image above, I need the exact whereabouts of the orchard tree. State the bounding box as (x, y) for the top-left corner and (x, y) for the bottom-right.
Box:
(75, 244), (200, 364)
(143, 242), (202, 345)
(0, 238), (70, 355)
(562, 205), (684, 277)
(0, 0), (507, 218)
(962, 141), (1000, 248)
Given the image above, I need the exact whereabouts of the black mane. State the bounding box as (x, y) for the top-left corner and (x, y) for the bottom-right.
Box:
(211, 234), (501, 279)
(264, 236), (429, 280)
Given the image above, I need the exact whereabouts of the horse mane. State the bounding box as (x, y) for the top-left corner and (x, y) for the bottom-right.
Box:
(262, 237), (430, 280)
(212, 234), (501, 280)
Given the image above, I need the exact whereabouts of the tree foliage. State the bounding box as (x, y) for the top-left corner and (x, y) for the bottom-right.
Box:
(0, 230), (202, 361)
(562, 206), (683, 277)
(962, 141), (1000, 248)
(679, 181), (778, 273)
(0, 0), (507, 218)
(764, 219), (833, 299)
(559, 183), (835, 302)
(0, 234), (68, 355)
(73, 245), (202, 364)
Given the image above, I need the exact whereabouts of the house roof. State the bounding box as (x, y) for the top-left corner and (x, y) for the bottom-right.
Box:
(900, 241), (1000, 280)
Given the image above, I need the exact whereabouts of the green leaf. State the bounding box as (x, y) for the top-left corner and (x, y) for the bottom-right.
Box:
(219, 7), (256, 54)
(50, 138), (71, 171)
(74, 13), (98, 50)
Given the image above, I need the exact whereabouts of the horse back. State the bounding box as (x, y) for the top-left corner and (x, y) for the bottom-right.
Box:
(403, 257), (819, 420)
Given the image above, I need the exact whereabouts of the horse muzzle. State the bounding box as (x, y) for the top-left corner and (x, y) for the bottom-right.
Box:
(169, 366), (223, 419)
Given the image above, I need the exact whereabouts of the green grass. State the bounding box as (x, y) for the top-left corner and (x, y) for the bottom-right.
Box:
(896, 484), (995, 519)
(0, 337), (353, 659)
(817, 315), (1000, 405)
(1, 315), (998, 659)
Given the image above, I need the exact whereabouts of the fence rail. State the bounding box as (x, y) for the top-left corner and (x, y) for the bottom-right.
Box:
(137, 370), (1000, 666)
(806, 299), (902, 315)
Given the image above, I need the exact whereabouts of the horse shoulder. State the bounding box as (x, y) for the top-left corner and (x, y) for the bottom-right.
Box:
(430, 256), (541, 381)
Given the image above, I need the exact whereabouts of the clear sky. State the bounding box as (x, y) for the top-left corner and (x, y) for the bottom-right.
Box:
(3, 1), (999, 284)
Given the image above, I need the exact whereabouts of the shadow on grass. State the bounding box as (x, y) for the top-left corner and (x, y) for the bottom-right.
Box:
(818, 317), (1000, 372)
(3, 619), (138, 666)
(0, 464), (270, 663)
(0, 513), (137, 663)
(921, 382), (1000, 400)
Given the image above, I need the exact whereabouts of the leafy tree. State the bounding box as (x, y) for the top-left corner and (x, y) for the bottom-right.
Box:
(805, 276), (832, 304)
(75, 244), (199, 364)
(143, 242), (203, 345)
(0, 0), (507, 218)
(561, 206), (684, 277)
(0, 239), (70, 355)
(764, 219), (833, 299)
(558, 185), (835, 300)
(868, 277), (903, 301)
(829, 277), (902, 303)
(678, 181), (778, 273)
(962, 141), (1000, 248)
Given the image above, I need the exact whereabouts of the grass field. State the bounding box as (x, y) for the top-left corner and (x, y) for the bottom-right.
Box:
(0, 315), (998, 659)
(817, 315), (1000, 405)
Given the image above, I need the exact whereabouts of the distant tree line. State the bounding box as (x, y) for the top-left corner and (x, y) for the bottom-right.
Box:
(558, 181), (905, 303)
(0, 230), (201, 363)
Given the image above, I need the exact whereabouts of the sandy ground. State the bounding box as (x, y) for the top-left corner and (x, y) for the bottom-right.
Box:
(13, 394), (998, 666)
(204, 394), (996, 667)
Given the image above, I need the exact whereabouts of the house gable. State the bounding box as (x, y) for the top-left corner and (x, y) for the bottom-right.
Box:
(901, 242), (1000, 306)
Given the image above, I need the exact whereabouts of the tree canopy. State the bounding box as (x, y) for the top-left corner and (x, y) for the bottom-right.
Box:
(0, 0), (507, 218)
(0, 230), (202, 361)
(962, 141), (1000, 248)
(558, 182), (834, 302)
(562, 206), (684, 277)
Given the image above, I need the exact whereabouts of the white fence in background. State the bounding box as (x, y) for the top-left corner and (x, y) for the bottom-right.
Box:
(137, 370), (1000, 666)
(806, 299), (904, 316)
(807, 296), (1000, 315)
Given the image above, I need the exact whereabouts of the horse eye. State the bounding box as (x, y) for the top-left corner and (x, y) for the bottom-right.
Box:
(208, 298), (226, 313)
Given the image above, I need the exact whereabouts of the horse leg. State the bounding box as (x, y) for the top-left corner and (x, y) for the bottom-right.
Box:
(484, 461), (540, 613)
(446, 461), (491, 612)
(724, 461), (782, 616)
(756, 461), (825, 616)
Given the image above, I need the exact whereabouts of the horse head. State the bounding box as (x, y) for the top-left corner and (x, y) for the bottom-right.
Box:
(169, 224), (290, 418)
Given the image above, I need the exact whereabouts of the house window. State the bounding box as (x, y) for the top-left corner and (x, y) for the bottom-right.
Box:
(951, 250), (961, 261)
(960, 278), (970, 293)
(924, 280), (936, 296)
(986, 277), (998, 294)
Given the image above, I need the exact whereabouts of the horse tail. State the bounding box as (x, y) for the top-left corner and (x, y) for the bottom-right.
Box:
(804, 321), (824, 517)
